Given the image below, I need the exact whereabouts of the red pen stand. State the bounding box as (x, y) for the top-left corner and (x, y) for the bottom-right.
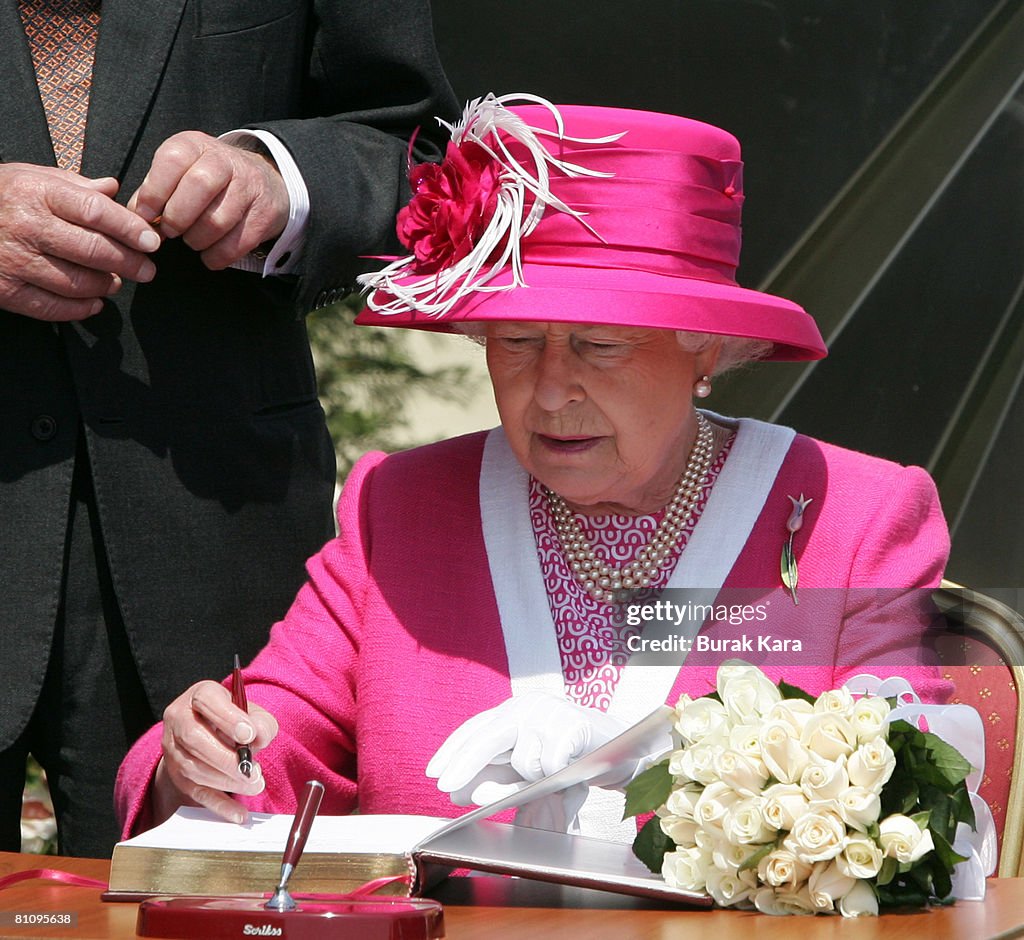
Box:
(136, 895), (445, 939)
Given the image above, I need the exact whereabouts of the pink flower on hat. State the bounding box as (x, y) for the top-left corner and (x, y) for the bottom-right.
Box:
(398, 139), (502, 275)
(359, 93), (618, 319)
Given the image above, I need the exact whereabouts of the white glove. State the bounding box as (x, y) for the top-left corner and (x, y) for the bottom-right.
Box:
(425, 691), (633, 831)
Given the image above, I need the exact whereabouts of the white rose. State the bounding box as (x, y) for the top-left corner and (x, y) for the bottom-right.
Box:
(671, 692), (695, 716)
(694, 826), (715, 852)
(723, 796), (775, 846)
(836, 786), (881, 832)
(762, 783), (809, 831)
(757, 847), (812, 888)
(718, 662), (782, 724)
(847, 737), (897, 793)
(784, 810), (847, 863)
(837, 833), (884, 879)
(760, 719), (811, 784)
(714, 748), (769, 797)
(753, 885), (817, 916)
(662, 845), (709, 892)
(705, 863), (757, 908)
(839, 878), (879, 917)
(676, 742), (724, 786)
(850, 696), (891, 743)
(766, 697), (815, 734)
(664, 783), (701, 820)
(814, 686), (855, 717)
(716, 659), (766, 692)
(799, 754), (849, 801)
(807, 860), (856, 911)
(710, 833), (762, 871)
(800, 712), (858, 761)
(667, 747), (687, 776)
(728, 721), (764, 760)
(694, 781), (742, 832)
(878, 814), (935, 863)
(660, 814), (698, 847)
(675, 696), (729, 745)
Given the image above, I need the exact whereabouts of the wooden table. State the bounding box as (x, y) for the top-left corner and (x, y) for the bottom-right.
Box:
(1, 851), (1023, 939)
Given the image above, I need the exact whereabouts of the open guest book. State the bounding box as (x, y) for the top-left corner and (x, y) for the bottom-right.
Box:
(107, 706), (711, 906)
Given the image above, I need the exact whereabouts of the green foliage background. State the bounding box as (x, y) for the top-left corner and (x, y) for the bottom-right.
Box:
(307, 294), (478, 479)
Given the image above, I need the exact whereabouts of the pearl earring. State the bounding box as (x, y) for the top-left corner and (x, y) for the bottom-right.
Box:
(693, 375), (712, 399)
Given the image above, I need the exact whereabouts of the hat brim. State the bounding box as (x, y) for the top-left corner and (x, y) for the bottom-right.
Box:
(357, 263), (827, 362)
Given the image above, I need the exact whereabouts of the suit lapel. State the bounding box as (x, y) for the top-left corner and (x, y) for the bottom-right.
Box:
(0, 2), (56, 165)
(83, 0), (188, 180)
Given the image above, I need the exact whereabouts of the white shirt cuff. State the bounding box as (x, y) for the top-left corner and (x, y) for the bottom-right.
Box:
(219, 128), (309, 276)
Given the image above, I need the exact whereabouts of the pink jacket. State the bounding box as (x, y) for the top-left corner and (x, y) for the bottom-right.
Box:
(116, 426), (949, 836)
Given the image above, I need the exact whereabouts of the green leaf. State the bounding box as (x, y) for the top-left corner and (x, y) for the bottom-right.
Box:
(880, 770), (919, 815)
(920, 732), (973, 788)
(777, 679), (816, 704)
(887, 719), (924, 739)
(951, 783), (977, 831)
(631, 814), (675, 873)
(910, 810), (932, 830)
(930, 857), (954, 902)
(780, 540), (799, 603)
(738, 842), (775, 873)
(877, 855), (898, 886)
(872, 876), (929, 913)
(907, 862), (935, 894)
(931, 829), (969, 873)
(780, 541), (793, 588)
(877, 885), (930, 910)
(623, 759), (674, 819)
(918, 790), (957, 845)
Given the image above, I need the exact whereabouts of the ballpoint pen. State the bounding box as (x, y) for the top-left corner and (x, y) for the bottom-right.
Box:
(230, 654), (253, 778)
(266, 779), (326, 912)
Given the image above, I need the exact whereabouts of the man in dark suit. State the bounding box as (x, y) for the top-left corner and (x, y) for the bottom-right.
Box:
(0, 1), (456, 856)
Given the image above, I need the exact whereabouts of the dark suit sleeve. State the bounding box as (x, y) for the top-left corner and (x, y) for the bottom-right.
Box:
(249, 0), (458, 315)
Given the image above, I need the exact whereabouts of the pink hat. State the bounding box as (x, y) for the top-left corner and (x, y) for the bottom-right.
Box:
(357, 94), (826, 361)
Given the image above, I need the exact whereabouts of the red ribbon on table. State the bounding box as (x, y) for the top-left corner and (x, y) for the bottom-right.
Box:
(0, 868), (108, 891)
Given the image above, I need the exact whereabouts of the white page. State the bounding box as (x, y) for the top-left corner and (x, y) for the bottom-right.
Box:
(120, 807), (450, 854)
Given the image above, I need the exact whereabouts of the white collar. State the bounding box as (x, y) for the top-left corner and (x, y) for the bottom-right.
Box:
(478, 414), (795, 836)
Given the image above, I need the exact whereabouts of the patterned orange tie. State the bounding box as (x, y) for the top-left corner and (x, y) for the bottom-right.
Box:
(19, 0), (101, 173)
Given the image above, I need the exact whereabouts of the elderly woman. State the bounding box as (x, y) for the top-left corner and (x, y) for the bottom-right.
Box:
(116, 95), (948, 841)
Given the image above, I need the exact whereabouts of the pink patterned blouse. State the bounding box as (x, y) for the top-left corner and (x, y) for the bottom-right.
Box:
(529, 438), (734, 710)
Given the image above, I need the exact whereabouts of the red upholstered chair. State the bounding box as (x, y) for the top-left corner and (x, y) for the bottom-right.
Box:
(933, 582), (1024, 877)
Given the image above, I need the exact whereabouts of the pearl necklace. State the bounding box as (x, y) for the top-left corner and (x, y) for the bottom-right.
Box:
(544, 413), (716, 605)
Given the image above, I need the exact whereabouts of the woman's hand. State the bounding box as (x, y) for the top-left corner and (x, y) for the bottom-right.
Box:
(426, 691), (634, 831)
(151, 679), (279, 825)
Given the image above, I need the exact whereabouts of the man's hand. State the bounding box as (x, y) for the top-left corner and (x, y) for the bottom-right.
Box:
(129, 131), (290, 271)
(0, 164), (160, 321)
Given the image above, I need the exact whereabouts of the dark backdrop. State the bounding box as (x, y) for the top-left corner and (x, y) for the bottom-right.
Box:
(433, 0), (997, 283)
(431, 0), (1024, 594)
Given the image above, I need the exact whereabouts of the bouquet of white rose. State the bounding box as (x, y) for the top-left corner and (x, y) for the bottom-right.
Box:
(624, 661), (993, 916)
